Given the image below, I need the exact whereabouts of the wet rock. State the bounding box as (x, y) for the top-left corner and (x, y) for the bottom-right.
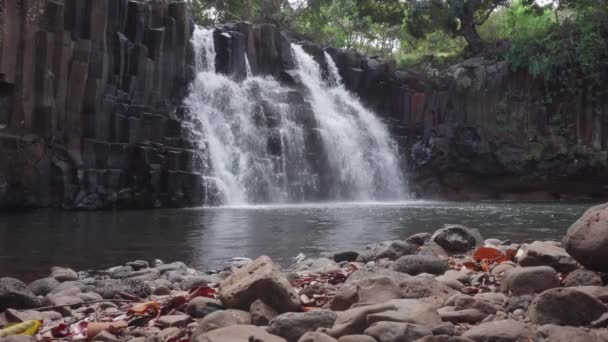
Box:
(517, 241), (578, 273)
(93, 279), (151, 299)
(406, 233), (432, 246)
(431, 225), (482, 253)
(563, 203), (608, 272)
(500, 266), (560, 295)
(439, 309), (486, 324)
(250, 299), (278, 326)
(298, 332), (338, 342)
(563, 269), (603, 287)
(528, 288), (607, 326)
(358, 241), (417, 262)
(218, 256), (300, 313)
(268, 310), (337, 342)
(334, 251), (360, 263)
(331, 276), (401, 310)
(393, 255), (450, 276)
(193, 309), (251, 336)
(537, 324), (608, 342)
(0, 277), (41, 311)
(364, 322), (432, 342)
(157, 315), (192, 328)
(28, 278), (60, 296)
(126, 260), (149, 270)
(194, 325), (287, 342)
(187, 297), (224, 318)
(50, 267), (79, 282)
(461, 319), (537, 342)
(155, 262), (187, 274)
(336, 336), (376, 342)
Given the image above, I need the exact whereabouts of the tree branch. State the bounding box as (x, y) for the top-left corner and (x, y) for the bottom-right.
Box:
(474, 2), (502, 26)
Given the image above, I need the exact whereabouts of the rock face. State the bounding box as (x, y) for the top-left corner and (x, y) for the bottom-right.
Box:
(563, 203), (608, 272)
(218, 256), (300, 313)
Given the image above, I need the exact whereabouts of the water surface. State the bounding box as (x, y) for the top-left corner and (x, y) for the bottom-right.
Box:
(0, 201), (591, 281)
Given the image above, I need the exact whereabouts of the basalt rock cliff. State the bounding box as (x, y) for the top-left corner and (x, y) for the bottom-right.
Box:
(1, 6), (607, 210)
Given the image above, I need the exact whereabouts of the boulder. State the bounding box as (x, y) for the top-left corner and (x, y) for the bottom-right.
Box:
(393, 255), (450, 276)
(50, 267), (79, 282)
(28, 278), (60, 296)
(336, 336), (376, 342)
(461, 320), (537, 342)
(250, 299), (278, 326)
(430, 225), (482, 253)
(331, 276), (401, 310)
(126, 260), (149, 270)
(563, 269), (603, 287)
(517, 241), (578, 273)
(0, 278), (41, 311)
(364, 322), (432, 342)
(268, 310), (337, 342)
(563, 203), (608, 272)
(334, 251), (360, 263)
(405, 233), (432, 246)
(357, 241), (417, 262)
(500, 266), (560, 295)
(218, 256), (300, 313)
(537, 324), (608, 342)
(194, 325), (286, 342)
(193, 309), (251, 336)
(298, 332), (338, 342)
(528, 288), (607, 326)
(573, 286), (608, 304)
(186, 297), (224, 318)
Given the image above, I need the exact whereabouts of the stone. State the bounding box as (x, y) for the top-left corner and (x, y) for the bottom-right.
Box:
(500, 266), (560, 295)
(194, 325), (286, 342)
(298, 332), (338, 342)
(337, 336), (377, 342)
(218, 256), (300, 313)
(327, 303), (396, 337)
(0, 278), (40, 311)
(43, 295), (84, 315)
(504, 295), (535, 313)
(439, 309), (486, 324)
(93, 279), (151, 299)
(4, 309), (48, 323)
(435, 275), (464, 290)
(462, 320), (537, 342)
(28, 278), (61, 296)
(180, 276), (210, 291)
(399, 276), (456, 302)
(563, 269), (603, 287)
(126, 260), (149, 270)
(78, 292), (103, 301)
(563, 203), (608, 272)
(0, 337), (37, 342)
(364, 322), (432, 342)
(310, 258), (341, 273)
(575, 286), (608, 303)
(431, 225), (482, 253)
(50, 267), (79, 281)
(416, 337), (473, 342)
(517, 241), (578, 273)
(406, 233), (432, 246)
(334, 251), (360, 263)
(345, 266), (409, 285)
(48, 281), (91, 295)
(268, 310), (337, 342)
(528, 287), (607, 326)
(331, 276), (401, 310)
(107, 266), (134, 279)
(537, 324), (608, 342)
(367, 299), (442, 327)
(358, 241), (417, 262)
(155, 261), (187, 274)
(250, 299), (278, 326)
(187, 297), (224, 318)
(152, 286), (172, 296)
(193, 309), (251, 336)
(157, 314), (191, 328)
(393, 255), (450, 276)
(452, 295), (501, 315)
(159, 327), (182, 340)
(91, 331), (120, 342)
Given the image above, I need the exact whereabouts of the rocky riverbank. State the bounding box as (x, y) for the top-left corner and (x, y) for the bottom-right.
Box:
(2, 204), (608, 342)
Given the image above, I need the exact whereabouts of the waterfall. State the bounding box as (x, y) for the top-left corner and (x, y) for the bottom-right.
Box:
(186, 28), (407, 205)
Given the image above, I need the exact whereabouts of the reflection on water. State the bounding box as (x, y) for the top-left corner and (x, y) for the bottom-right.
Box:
(0, 201), (591, 281)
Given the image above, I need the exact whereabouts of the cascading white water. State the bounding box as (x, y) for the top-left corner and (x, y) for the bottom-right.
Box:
(186, 28), (407, 205)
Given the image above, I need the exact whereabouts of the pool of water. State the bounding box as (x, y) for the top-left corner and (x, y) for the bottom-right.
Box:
(0, 201), (592, 281)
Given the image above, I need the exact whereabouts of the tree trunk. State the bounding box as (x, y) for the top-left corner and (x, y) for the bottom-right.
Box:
(460, 14), (484, 54)
(244, 0), (253, 21)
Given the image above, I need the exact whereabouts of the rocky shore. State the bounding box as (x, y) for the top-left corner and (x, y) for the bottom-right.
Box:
(3, 203), (608, 342)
